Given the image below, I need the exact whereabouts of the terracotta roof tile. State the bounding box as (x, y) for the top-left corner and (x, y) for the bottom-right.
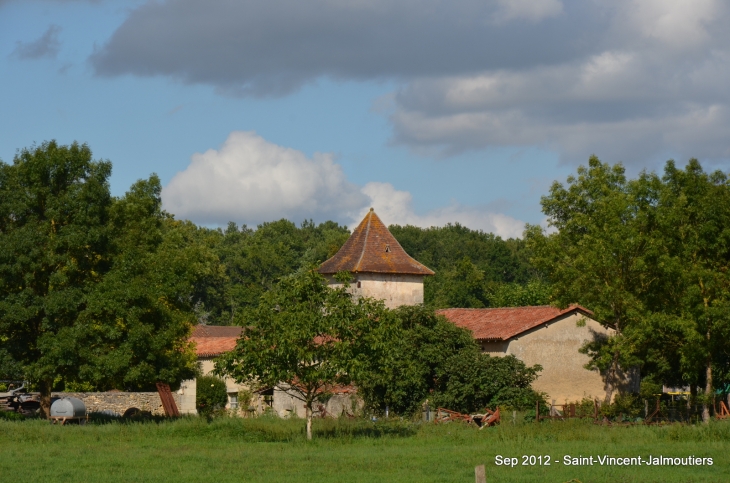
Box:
(437, 305), (593, 341)
(318, 209), (434, 276)
(191, 325), (243, 338)
(190, 325), (243, 357)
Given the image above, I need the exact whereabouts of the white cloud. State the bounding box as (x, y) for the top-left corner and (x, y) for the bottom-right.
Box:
(390, 40), (730, 163)
(622, 0), (721, 49)
(161, 131), (367, 225)
(360, 182), (525, 238)
(162, 132), (526, 237)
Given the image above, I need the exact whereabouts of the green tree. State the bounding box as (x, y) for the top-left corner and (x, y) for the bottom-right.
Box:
(430, 257), (489, 308)
(201, 219), (350, 325)
(487, 280), (552, 307)
(390, 223), (543, 308)
(0, 142), (113, 415)
(432, 352), (543, 413)
(73, 179), (212, 392)
(526, 156), (730, 418)
(215, 268), (384, 440)
(353, 306), (543, 415)
(525, 157), (662, 402)
(652, 160), (730, 422)
(0, 142), (206, 415)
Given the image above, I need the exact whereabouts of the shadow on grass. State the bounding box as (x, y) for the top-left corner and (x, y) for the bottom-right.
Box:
(313, 419), (417, 439)
(86, 413), (417, 441)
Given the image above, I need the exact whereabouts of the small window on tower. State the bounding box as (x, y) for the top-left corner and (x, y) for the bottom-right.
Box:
(357, 281), (361, 288)
(385, 244), (391, 253)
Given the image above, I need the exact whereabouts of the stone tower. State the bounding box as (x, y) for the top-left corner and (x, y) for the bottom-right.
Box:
(318, 209), (434, 308)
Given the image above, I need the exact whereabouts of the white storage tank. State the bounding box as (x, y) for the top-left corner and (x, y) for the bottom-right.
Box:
(50, 397), (86, 419)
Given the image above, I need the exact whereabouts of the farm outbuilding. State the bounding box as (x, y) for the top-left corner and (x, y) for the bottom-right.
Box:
(437, 305), (638, 403)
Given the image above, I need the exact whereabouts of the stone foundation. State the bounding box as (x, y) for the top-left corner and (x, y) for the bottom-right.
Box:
(52, 391), (182, 416)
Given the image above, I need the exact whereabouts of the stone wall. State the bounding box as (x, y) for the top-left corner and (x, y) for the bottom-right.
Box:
(52, 391), (183, 416)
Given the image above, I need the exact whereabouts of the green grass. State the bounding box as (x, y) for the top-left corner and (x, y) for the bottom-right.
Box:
(0, 416), (728, 482)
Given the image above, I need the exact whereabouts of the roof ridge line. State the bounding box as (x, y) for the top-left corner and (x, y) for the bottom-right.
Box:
(354, 210), (372, 272)
(438, 305), (555, 311)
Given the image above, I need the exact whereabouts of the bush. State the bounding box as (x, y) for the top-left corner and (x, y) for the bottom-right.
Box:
(196, 375), (228, 417)
(432, 352), (543, 413)
(599, 393), (644, 421)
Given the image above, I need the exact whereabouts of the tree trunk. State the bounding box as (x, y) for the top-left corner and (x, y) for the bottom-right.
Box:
(702, 356), (712, 424)
(39, 379), (53, 419)
(603, 351), (620, 404)
(306, 403), (313, 441)
(689, 384), (696, 410)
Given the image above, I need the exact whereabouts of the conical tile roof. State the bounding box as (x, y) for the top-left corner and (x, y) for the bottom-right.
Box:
(318, 209), (434, 276)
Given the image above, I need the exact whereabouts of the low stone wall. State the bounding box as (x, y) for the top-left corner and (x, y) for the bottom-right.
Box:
(52, 391), (182, 416)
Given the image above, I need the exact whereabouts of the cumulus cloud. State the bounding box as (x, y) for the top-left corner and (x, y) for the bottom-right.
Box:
(161, 131), (368, 226)
(162, 132), (525, 237)
(11, 25), (62, 60)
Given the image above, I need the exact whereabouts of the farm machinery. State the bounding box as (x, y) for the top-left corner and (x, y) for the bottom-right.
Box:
(0, 381), (41, 416)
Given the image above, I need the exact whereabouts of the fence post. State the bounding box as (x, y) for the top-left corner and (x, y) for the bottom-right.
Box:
(475, 464), (486, 483)
(535, 400), (539, 423)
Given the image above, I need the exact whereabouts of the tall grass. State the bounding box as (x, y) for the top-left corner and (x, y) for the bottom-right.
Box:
(1, 416), (728, 482)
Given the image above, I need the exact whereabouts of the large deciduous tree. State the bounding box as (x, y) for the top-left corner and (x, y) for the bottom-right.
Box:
(0, 142), (206, 416)
(525, 157), (661, 402)
(653, 160), (730, 422)
(526, 156), (730, 419)
(0, 142), (112, 415)
(215, 268), (384, 440)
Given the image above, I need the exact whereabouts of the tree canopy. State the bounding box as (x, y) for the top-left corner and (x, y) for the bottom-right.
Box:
(0, 142), (207, 415)
(215, 268), (386, 439)
(526, 156), (730, 420)
(352, 305), (543, 415)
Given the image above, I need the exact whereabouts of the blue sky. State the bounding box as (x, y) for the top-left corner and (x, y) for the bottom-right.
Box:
(2, 0), (729, 237)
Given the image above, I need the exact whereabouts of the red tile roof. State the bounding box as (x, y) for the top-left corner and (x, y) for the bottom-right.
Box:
(318, 209), (434, 276)
(436, 305), (593, 341)
(190, 325), (243, 357)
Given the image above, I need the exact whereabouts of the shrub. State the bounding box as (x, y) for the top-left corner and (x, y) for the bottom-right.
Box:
(196, 375), (228, 417)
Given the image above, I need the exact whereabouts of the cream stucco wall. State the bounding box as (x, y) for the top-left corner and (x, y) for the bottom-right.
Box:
(481, 313), (617, 403)
(326, 273), (425, 309)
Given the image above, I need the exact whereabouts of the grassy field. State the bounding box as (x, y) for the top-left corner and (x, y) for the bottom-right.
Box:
(0, 416), (728, 482)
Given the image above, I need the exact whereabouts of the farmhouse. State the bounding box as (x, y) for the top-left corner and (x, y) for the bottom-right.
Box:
(436, 306), (634, 403)
(186, 209), (628, 414)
